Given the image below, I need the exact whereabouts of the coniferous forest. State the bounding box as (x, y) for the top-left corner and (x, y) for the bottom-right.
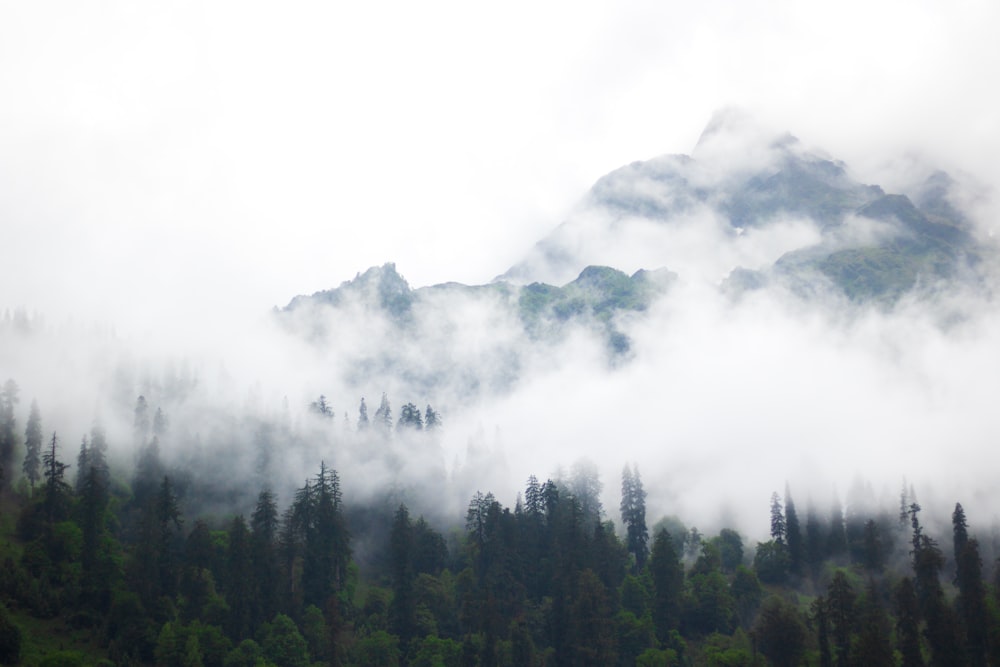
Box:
(0, 378), (997, 666)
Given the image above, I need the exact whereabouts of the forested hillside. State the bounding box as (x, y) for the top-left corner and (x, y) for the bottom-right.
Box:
(0, 379), (995, 666)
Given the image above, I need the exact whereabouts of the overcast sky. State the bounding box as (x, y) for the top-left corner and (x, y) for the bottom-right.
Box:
(1, 0), (998, 334)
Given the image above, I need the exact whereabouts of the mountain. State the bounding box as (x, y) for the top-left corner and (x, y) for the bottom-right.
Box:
(278, 112), (995, 398)
(503, 109), (989, 301)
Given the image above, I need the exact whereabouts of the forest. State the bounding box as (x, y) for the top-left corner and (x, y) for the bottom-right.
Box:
(0, 377), (997, 667)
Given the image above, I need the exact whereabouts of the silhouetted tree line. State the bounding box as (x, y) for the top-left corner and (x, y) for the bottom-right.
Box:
(0, 381), (999, 665)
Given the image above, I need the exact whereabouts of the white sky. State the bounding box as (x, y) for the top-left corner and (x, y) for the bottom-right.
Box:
(2, 0), (998, 333)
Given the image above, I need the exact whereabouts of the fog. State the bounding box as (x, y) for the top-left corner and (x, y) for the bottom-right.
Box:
(2, 1), (1000, 543)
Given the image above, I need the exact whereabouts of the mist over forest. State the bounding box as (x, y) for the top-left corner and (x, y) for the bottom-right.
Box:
(4, 112), (999, 541)
(3, 2), (1000, 661)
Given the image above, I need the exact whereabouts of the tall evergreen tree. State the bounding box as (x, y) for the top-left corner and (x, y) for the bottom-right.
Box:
(649, 528), (683, 643)
(88, 420), (110, 486)
(155, 476), (183, 601)
(133, 395), (150, 447)
(910, 503), (965, 667)
(78, 462), (111, 611)
(75, 435), (90, 493)
(374, 393), (392, 434)
(294, 463), (349, 609)
(855, 581), (894, 667)
(569, 459), (603, 528)
(805, 502), (826, 579)
(827, 492), (847, 561)
(250, 489), (280, 628)
(357, 397), (369, 430)
(769, 492), (785, 545)
(42, 432), (71, 524)
(862, 519), (885, 574)
(227, 515), (253, 641)
(22, 399), (42, 490)
(396, 403), (423, 431)
(152, 407), (168, 439)
(784, 485), (803, 576)
(953, 504), (988, 667)
(811, 596), (833, 667)
(895, 577), (924, 667)
(620, 463), (649, 571)
(388, 504), (416, 643)
(0, 379), (20, 491)
(827, 570), (856, 667)
(424, 405), (441, 431)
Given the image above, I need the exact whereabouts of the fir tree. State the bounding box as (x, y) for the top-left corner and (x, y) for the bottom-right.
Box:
(827, 492), (847, 561)
(855, 581), (894, 667)
(133, 395), (150, 447)
(251, 489), (280, 628)
(373, 393), (392, 433)
(424, 404), (441, 431)
(895, 577), (924, 667)
(827, 570), (856, 667)
(357, 397), (369, 430)
(42, 432), (71, 524)
(75, 435), (90, 493)
(620, 463), (649, 571)
(784, 484), (803, 576)
(22, 399), (42, 490)
(396, 402), (423, 431)
(769, 491), (785, 545)
(650, 528), (683, 642)
(0, 379), (20, 491)
(953, 504), (988, 667)
(388, 504), (416, 643)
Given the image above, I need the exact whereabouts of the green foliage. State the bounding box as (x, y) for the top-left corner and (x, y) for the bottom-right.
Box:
(410, 635), (462, 667)
(753, 595), (806, 667)
(224, 639), (268, 667)
(258, 614), (309, 667)
(352, 630), (401, 667)
(752, 539), (788, 584)
(0, 603), (22, 665)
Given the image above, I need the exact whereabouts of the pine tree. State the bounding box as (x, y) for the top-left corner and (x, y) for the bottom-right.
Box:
(805, 502), (826, 579)
(227, 515), (253, 641)
(374, 393), (392, 433)
(133, 395), (150, 447)
(42, 432), (71, 524)
(784, 485), (803, 576)
(650, 529), (683, 642)
(155, 476), (183, 600)
(910, 504), (965, 667)
(424, 405), (441, 431)
(769, 492), (785, 545)
(827, 570), (856, 667)
(78, 462), (110, 609)
(152, 407), (168, 439)
(0, 379), (20, 491)
(389, 504), (416, 643)
(295, 463), (349, 609)
(855, 581), (894, 667)
(22, 399), (42, 490)
(811, 596), (833, 667)
(88, 420), (110, 486)
(862, 519), (885, 574)
(895, 577), (924, 667)
(309, 395), (334, 419)
(953, 504), (988, 667)
(357, 398), (369, 430)
(827, 492), (847, 561)
(396, 403), (423, 431)
(620, 464), (649, 571)
(75, 435), (90, 493)
(251, 489), (280, 628)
